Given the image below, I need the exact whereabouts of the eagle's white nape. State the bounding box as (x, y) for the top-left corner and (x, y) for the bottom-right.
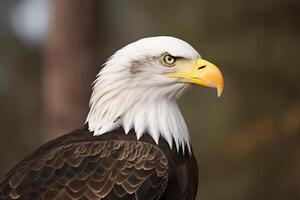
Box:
(86, 36), (201, 154)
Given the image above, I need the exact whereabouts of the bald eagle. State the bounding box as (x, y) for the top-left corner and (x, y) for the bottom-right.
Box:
(0, 36), (223, 200)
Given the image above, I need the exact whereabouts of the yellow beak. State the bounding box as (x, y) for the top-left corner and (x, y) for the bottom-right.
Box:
(165, 59), (224, 97)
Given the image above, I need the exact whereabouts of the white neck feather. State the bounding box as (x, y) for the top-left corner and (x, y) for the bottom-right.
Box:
(86, 71), (191, 154)
(86, 85), (191, 154)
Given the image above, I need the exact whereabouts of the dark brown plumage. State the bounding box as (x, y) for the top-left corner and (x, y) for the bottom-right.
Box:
(0, 126), (198, 200)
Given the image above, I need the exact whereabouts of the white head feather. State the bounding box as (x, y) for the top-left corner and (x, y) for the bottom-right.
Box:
(86, 36), (201, 154)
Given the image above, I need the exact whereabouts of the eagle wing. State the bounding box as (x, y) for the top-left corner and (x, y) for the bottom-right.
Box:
(0, 139), (168, 200)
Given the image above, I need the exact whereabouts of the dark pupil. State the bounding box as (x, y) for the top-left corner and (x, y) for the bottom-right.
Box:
(167, 56), (173, 62)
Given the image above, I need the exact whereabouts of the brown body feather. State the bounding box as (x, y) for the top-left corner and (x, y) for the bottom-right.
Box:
(0, 127), (198, 200)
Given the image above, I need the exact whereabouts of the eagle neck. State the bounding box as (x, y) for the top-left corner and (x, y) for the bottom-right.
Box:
(86, 96), (191, 154)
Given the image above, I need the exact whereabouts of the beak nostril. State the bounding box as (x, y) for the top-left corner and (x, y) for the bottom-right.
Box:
(198, 65), (206, 70)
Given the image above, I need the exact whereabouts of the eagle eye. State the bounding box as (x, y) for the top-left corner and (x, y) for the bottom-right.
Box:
(162, 54), (176, 67)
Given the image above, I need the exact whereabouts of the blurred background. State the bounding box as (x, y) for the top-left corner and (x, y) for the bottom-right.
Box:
(0, 0), (300, 199)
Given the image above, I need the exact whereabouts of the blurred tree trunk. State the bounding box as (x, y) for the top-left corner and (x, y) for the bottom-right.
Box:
(43, 0), (104, 138)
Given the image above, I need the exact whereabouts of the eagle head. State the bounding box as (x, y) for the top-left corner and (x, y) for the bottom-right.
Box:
(86, 36), (224, 154)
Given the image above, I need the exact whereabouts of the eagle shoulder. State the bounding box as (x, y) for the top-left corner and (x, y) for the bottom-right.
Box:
(0, 128), (169, 200)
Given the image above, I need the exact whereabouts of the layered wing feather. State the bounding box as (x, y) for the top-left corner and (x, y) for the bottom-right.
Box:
(0, 140), (168, 200)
